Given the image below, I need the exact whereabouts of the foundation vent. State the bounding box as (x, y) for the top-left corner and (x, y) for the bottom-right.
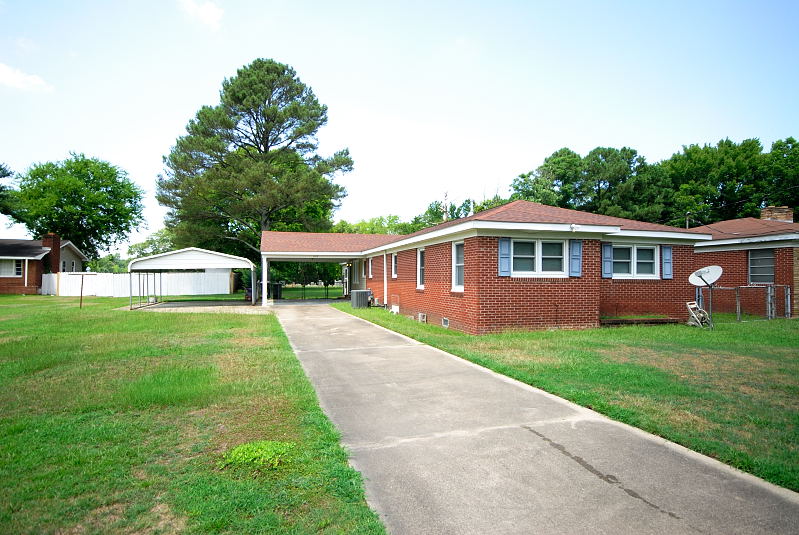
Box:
(441, 317), (449, 328)
(417, 313), (427, 323)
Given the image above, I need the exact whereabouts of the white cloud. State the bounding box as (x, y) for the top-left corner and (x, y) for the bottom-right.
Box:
(15, 37), (38, 52)
(0, 63), (53, 92)
(178, 0), (223, 31)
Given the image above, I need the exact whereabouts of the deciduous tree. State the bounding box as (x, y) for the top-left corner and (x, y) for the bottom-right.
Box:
(3, 153), (143, 258)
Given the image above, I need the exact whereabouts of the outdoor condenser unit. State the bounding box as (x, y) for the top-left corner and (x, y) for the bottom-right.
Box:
(351, 290), (371, 308)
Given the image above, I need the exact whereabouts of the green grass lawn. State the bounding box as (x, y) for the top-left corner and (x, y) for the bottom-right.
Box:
(280, 286), (343, 300)
(332, 303), (799, 492)
(0, 295), (384, 535)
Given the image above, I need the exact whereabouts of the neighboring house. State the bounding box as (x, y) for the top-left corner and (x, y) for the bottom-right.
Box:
(0, 233), (88, 294)
(691, 206), (798, 317)
(261, 201), (710, 334)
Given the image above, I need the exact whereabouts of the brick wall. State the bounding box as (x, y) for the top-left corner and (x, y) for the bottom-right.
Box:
(600, 245), (695, 319)
(380, 241), (480, 333)
(694, 247), (795, 317)
(375, 237), (699, 334)
(0, 260), (43, 294)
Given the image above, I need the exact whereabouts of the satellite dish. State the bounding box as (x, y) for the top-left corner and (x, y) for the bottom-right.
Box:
(689, 265), (723, 287)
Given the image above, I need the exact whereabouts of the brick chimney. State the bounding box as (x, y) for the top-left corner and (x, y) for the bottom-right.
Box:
(41, 233), (61, 273)
(760, 206), (794, 223)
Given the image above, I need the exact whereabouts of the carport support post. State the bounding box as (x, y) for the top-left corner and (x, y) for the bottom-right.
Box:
(383, 251), (387, 307)
(129, 272), (133, 310)
(250, 267), (255, 305)
(261, 256), (269, 306)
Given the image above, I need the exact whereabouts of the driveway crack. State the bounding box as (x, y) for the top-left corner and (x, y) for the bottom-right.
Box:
(523, 425), (684, 522)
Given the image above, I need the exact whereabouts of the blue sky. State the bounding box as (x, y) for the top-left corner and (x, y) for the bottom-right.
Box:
(1, 0), (797, 252)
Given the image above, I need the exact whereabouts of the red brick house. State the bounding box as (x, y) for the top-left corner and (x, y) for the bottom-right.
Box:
(261, 201), (710, 334)
(691, 207), (798, 317)
(0, 233), (88, 294)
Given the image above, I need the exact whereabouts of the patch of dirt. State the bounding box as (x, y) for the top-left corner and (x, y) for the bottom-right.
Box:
(469, 341), (561, 364)
(57, 503), (126, 535)
(128, 501), (186, 535)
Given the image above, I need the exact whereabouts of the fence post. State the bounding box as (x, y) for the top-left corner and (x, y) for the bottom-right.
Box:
(786, 286), (791, 318)
(736, 287), (741, 322)
(766, 285), (775, 319)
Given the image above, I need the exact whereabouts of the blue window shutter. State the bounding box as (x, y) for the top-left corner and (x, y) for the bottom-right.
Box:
(498, 238), (511, 276)
(661, 245), (673, 279)
(601, 243), (613, 278)
(569, 239), (582, 277)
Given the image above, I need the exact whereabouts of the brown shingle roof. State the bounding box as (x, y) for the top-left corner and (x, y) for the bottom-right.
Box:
(0, 239), (49, 258)
(261, 201), (702, 254)
(690, 217), (799, 240)
(261, 231), (399, 253)
(400, 200), (692, 239)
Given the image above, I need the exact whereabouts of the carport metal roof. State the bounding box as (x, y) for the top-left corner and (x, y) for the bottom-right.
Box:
(128, 247), (254, 271)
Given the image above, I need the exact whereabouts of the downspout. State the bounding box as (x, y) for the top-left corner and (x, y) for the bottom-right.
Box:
(383, 251), (388, 308)
(24, 258), (28, 288)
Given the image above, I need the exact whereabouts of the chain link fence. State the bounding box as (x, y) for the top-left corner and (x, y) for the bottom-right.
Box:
(696, 285), (792, 323)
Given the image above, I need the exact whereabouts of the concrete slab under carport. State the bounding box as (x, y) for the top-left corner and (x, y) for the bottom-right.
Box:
(274, 303), (799, 535)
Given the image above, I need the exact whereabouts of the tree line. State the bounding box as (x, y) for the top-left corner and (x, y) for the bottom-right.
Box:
(336, 137), (798, 233)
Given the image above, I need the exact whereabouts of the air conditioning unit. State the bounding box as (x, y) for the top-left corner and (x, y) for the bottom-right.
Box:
(441, 317), (450, 328)
(417, 313), (427, 323)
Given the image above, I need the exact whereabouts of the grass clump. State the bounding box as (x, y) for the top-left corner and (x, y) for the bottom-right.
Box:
(119, 365), (222, 408)
(219, 440), (296, 471)
(332, 302), (799, 492)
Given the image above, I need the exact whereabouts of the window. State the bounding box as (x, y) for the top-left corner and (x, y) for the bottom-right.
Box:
(368, 257), (373, 278)
(62, 260), (67, 272)
(452, 242), (464, 291)
(749, 249), (774, 284)
(0, 259), (22, 277)
(392, 254), (398, 278)
(612, 245), (658, 278)
(352, 260), (359, 283)
(417, 249), (425, 289)
(72, 261), (76, 272)
(511, 240), (566, 276)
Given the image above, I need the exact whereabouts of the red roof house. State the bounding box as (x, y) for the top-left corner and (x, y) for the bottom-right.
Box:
(691, 207), (798, 317)
(261, 200), (710, 333)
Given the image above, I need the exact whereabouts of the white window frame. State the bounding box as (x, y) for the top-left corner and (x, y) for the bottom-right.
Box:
(72, 261), (76, 272)
(368, 257), (373, 278)
(352, 260), (360, 284)
(511, 239), (567, 278)
(416, 248), (425, 289)
(452, 241), (464, 292)
(0, 259), (23, 278)
(391, 253), (398, 278)
(611, 245), (660, 279)
(749, 248), (775, 284)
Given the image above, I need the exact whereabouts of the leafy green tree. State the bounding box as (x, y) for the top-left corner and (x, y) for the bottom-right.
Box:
(157, 58), (351, 260)
(127, 228), (175, 259)
(0, 163), (15, 215)
(764, 137), (799, 209)
(473, 195), (510, 213)
(510, 172), (560, 205)
(87, 253), (128, 273)
(660, 138), (767, 225)
(536, 148), (584, 208)
(3, 153), (143, 258)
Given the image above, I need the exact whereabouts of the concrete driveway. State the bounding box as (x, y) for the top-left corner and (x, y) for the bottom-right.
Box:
(273, 303), (799, 535)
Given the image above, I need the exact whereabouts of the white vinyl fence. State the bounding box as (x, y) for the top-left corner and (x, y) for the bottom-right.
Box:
(42, 272), (233, 297)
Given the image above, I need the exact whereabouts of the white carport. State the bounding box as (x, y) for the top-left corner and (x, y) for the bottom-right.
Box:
(128, 247), (256, 309)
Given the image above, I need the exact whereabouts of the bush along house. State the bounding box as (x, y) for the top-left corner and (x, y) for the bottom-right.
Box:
(690, 206), (798, 318)
(261, 201), (711, 334)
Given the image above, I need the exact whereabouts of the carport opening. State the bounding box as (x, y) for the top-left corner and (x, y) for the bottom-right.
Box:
(128, 248), (256, 309)
(266, 261), (346, 300)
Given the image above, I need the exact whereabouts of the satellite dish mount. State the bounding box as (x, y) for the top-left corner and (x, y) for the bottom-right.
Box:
(688, 266), (723, 329)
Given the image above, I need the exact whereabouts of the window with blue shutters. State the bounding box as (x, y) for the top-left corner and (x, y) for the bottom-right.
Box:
(498, 238), (511, 276)
(661, 246), (673, 279)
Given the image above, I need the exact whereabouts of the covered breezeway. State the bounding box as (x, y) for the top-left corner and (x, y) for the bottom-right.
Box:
(128, 247), (256, 309)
